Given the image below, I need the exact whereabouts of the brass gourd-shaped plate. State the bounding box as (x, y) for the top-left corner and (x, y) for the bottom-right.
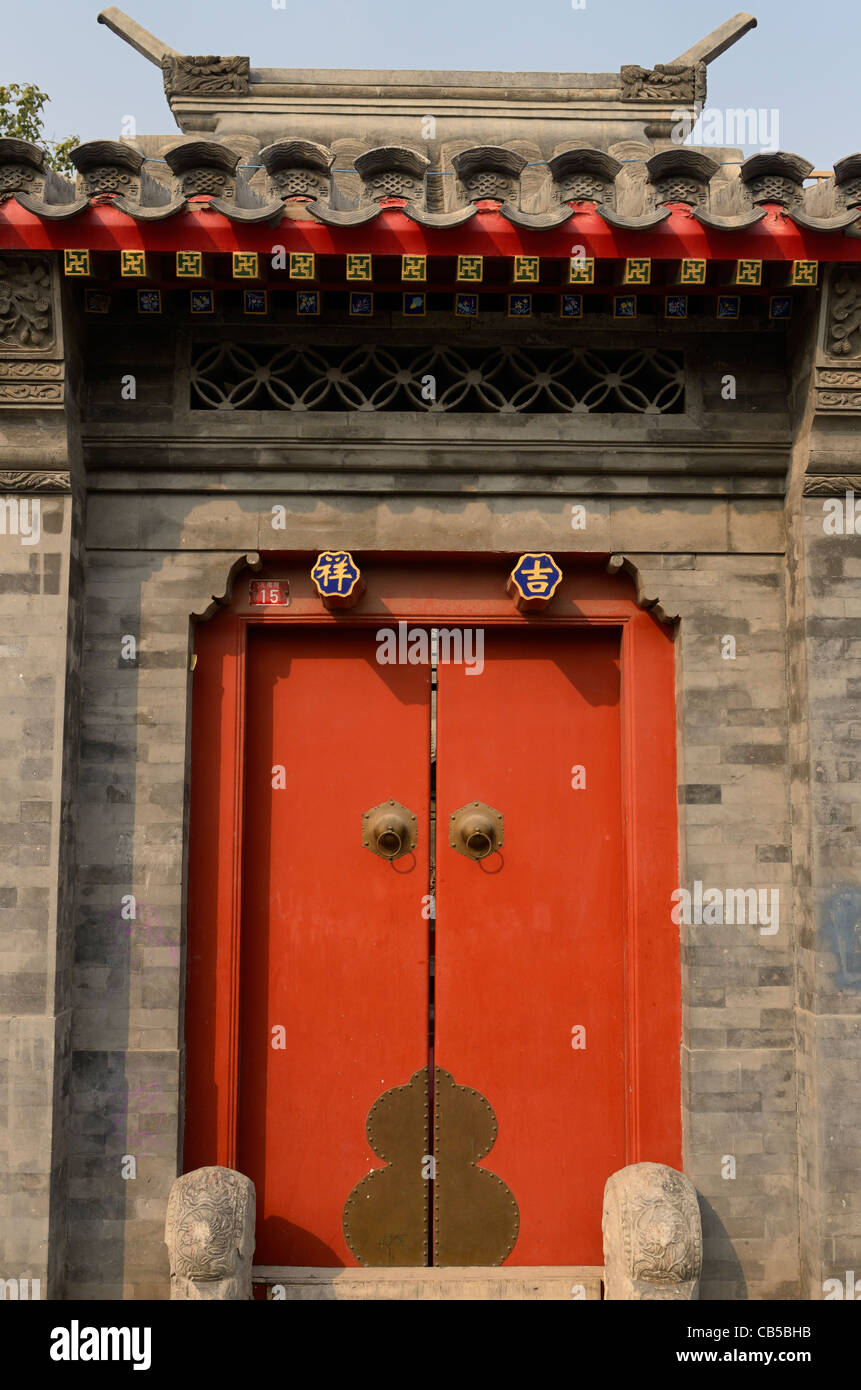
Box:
(343, 1068), (429, 1266)
(434, 1067), (519, 1266)
(343, 1066), (519, 1267)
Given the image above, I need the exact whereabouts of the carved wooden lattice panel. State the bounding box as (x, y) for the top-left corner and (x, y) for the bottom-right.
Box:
(190, 342), (684, 414)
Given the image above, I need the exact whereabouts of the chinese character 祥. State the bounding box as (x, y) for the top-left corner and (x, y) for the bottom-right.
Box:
(311, 551), (361, 596)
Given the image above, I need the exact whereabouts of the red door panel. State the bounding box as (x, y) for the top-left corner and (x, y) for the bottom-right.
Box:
(239, 627), (430, 1265)
(435, 628), (626, 1265)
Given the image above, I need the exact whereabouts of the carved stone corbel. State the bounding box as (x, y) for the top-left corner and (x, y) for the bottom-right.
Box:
(0, 255), (65, 411)
(602, 1162), (702, 1300)
(162, 54), (250, 98)
(165, 1166), (256, 1300)
(827, 265), (861, 358)
(620, 63), (706, 105)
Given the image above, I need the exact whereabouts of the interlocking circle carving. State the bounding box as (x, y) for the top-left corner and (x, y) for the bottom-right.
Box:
(191, 342), (684, 414)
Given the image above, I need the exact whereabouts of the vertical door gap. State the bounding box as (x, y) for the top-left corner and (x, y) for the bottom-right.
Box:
(428, 628), (438, 1265)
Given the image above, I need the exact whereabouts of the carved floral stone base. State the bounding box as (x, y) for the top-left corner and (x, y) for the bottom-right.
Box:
(602, 1162), (702, 1300)
(165, 1166), (256, 1300)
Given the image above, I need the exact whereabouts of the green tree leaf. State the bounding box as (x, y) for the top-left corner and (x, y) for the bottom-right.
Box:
(0, 82), (79, 176)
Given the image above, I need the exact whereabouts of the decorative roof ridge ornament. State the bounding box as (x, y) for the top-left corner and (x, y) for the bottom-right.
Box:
(547, 147), (621, 208)
(0, 142), (83, 213)
(645, 149), (720, 208)
(740, 151), (813, 210)
(96, 8), (758, 153)
(70, 140), (145, 201)
(162, 139), (242, 202)
(354, 147), (431, 206)
(259, 139), (333, 202)
(162, 55), (251, 100)
(0, 137), (47, 204)
(97, 7), (179, 65)
(834, 153), (861, 210)
(451, 147), (528, 209)
(621, 14), (757, 141)
(97, 10), (250, 96)
(620, 62), (706, 106)
(669, 11), (758, 67)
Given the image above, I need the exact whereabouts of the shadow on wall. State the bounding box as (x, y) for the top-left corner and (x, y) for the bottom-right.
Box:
(697, 1194), (748, 1301)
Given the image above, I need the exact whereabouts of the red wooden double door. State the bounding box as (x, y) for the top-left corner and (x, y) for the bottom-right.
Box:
(185, 560), (681, 1269)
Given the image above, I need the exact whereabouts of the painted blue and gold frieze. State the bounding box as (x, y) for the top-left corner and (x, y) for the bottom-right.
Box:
(346, 253), (372, 281)
(290, 252), (316, 280)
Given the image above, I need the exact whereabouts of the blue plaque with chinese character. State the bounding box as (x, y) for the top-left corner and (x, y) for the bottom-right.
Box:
(311, 551), (365, 608)
(507, 553), (563, 610)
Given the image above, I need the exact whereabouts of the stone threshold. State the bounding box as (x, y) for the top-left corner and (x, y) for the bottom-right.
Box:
(252, 1266), (604, 1300)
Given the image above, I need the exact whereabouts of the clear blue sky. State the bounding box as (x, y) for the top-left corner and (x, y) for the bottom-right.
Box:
(2, 0), (858, 167)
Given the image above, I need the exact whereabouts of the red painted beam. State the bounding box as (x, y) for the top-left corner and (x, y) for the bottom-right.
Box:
(1, 201), (859, 262)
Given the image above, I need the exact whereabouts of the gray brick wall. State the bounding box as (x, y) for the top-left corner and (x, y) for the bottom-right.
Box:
(0, 492), (80, 1296)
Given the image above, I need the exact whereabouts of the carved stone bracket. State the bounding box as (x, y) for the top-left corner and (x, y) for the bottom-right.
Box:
(803, 474), (861, 496)
(827, 266), (861, 358)
(0, 382), (64, 405)
(192, 552), (262, 623)
(165, 1166), (256, 1300)
(0, 469), (70, 491)
(162, 54), (250, 98)
(815, 365), (861, 414)
(0, 258), (55, 351)
(602, 1162), (702, 1300)
(0, 256), (64, 406)
(607, 554), (677, 625)
(0, 359), (64, 405)
(620, 62), (706, 104)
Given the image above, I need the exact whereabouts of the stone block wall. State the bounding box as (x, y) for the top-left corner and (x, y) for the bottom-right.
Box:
(61, 483), (798, 1299)
(0, 487), (81, 1296)
(785, 265), (861, 1299)
(0, 255), (84, 1299)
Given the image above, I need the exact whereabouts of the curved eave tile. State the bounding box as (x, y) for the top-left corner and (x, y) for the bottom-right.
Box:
(790, 209), (861, 232)
(594, 207), (670, 230)
(691, 208), (767, 231)
(208, 198), (287, 223)
(13, 193), (89, 219)
(305, 202), (381, 226)
(400, 203), (477, 228)
(498, 204), (573, 229)
(112, 196), (187, 220)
